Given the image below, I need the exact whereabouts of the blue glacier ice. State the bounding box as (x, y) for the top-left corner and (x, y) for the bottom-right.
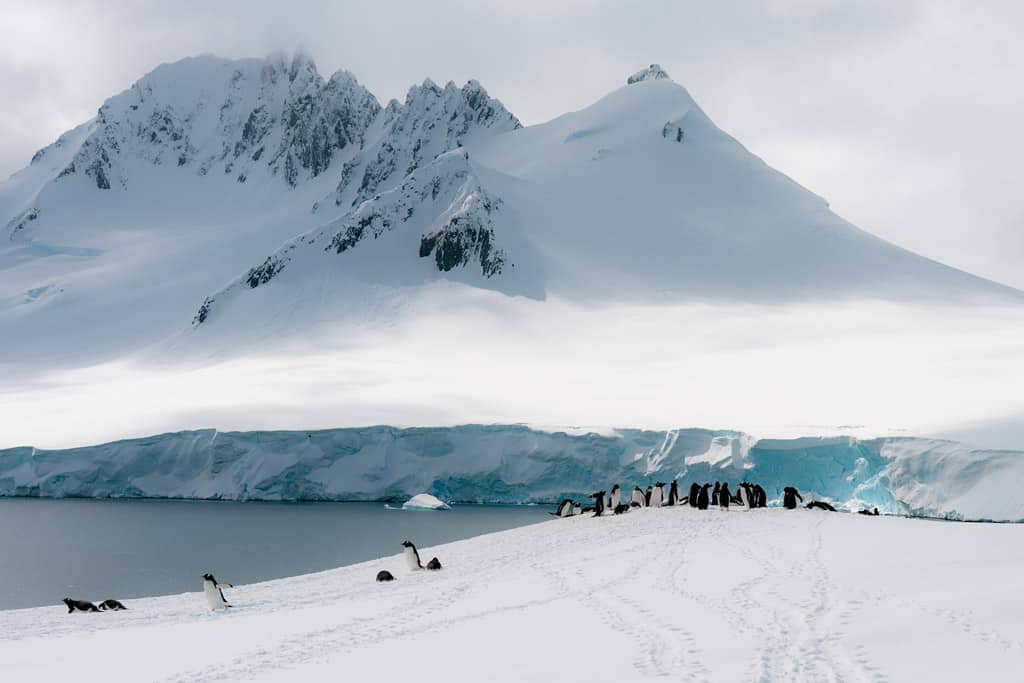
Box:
(0, 425), (1021, 522)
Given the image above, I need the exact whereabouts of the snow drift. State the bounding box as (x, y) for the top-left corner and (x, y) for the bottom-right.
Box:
(1, 425), (1020, 522)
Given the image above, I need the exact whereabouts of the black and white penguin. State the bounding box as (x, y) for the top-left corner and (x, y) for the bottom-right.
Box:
(697, 483), (711, 510)
(712, 482), (721, 506)
(753, 484), (767, 508)
(858, 507), (880, 516)
(551, 498), (574, 517)
(201, 573), (232, 610)
(651, 482), (664, 508)
(631, 486), (646, 508)
(98, 599), (127, 611)
(644, 486), (653, 507)
(402, 540), (424, 570)
(806, 501), (836, 511)
(426, 557), (442, 570)
(376, 570), (396, 582)
(738, 483), (752, 510)
(613, 503), (631, 514)
(667, 480), (680, 506)
(688, 483), (701, 508)
(609, 484), (621, 510)
(720, 483), (731, 510)
(591, 491), (606, 517)
(783, 486), (803, 510)
(572, 502), (582, 516)
(63, 598), (99, 613)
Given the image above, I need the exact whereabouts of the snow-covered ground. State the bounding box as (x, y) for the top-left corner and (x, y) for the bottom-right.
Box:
(3, 507), (1021, 682)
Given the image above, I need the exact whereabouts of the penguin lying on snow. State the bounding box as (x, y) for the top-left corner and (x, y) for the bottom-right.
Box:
(858, 507), (880, 516)
(613, 503), (631, 514)
(202, 573), (233, 610)
(377, 570), (396, 582)
(63, 598), (99, 613)
(426, 557), (442, 570)
(806, 501), (837, 512)
(98, 599), (127, 611)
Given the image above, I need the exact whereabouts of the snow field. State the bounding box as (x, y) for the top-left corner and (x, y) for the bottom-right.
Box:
(2, 506), (1022, 682)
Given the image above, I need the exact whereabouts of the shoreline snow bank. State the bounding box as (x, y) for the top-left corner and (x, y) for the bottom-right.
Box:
(1, 424), (1022, 521)
(2, 508), (1023, 681)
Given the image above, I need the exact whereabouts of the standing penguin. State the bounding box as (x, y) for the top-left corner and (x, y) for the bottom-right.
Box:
(631, 486), (646, 508)
(712, 482), (721, 506)
(697, 483), (711, 510)
(719, 483), (731, 510)
(591, 491), (606, 517)
(572, 502), (582, 516)
(667, 480), (680, 506)
(201, 574), (232, 611)
(753, 484), (767, 508)
(651, 483), (664, 508)
(738, 483), (752, 510)
(688, 483), (701, 508)
(609, 484), (621, 510)
(644, 486), (653, 507)
(402, 540), (424, 570)
(783, 486), (803, 510)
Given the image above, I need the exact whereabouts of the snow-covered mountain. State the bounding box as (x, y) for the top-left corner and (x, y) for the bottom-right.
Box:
(2, 54), (1020, 370)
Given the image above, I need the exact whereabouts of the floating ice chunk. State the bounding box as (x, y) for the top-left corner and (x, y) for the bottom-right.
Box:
(401, 493), (450, 510)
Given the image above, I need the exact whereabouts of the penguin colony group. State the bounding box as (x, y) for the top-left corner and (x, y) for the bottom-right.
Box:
(61, 487), (881, 614)
(550, 481), (884, 518)
(62, 540), (445, 614)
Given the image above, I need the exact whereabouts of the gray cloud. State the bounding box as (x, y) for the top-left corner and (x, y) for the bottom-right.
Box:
(2, 0), (1022, 287)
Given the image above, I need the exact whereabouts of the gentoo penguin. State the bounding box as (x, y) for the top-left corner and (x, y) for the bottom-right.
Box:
(613, 503), (631, 514)
(201, 573), (232, 610)
(738, 483), (752, 510)
(651, 482), (664, 508)
(858, 507), (880, 516)
(609, 484), (621, 510)
(376, 570), (396, 582)
(63, 598), (99, 613)
(551, 498), (574, 517)
(591, 491), (606, 517)
(98, 599), (127, 611)
(806, 501), (836, 511)
(572, 502), (582, 516)
(426, 557), (442, 570)
(697, 483), (711, 510)
(644, 486), (653, 507)
(402, 540), (424, 570)
(720, 483), (731, 510)
(783, 486), (803, 510)
(688, 483), (701, 508)
(711, 482), (721, 506)
(753, 484), (767, 508)
(667, 480), (680, 506)
(631, 486), (646, 508)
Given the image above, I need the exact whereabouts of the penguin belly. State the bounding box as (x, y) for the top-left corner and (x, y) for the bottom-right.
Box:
(404, 545), (422, 570)
(651, 487), (663, 508)
(203, 581), (228, 610)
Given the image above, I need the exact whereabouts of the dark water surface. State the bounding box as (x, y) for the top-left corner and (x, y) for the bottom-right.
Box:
(0, 498), (549, 610)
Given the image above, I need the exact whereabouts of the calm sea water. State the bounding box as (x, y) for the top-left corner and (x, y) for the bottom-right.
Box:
(0, 498), (549, 611)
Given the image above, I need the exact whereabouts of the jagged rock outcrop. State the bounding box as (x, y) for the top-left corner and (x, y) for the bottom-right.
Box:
(51, 53), (381, 190)
(627, 64), (671, 85)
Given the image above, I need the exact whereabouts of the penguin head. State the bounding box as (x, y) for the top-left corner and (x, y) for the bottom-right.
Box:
(401, 541), (415, 549)
(591, 490), (605, 499)
(611, 484), (619, 492)
(201, 573), (214, 582)
(63, 598), (71, 605)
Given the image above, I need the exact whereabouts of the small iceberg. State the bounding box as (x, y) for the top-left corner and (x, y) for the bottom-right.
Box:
(401, 493), (451, 510)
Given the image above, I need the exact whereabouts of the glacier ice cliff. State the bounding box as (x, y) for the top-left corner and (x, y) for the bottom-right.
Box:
(1, 425), (1021, 522)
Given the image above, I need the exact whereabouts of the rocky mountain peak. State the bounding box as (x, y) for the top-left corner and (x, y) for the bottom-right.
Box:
(627, 64), (671, 85)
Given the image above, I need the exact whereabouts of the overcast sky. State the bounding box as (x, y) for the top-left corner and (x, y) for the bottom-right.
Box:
(3, 0), (1022, 288)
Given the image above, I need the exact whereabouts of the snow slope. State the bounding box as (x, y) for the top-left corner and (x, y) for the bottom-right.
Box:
(2, 508), (1022, 682)
(3, 425), (1022, 522)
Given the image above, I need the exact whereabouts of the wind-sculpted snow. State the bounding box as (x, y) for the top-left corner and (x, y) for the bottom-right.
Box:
(1, 425), (1020, 521)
